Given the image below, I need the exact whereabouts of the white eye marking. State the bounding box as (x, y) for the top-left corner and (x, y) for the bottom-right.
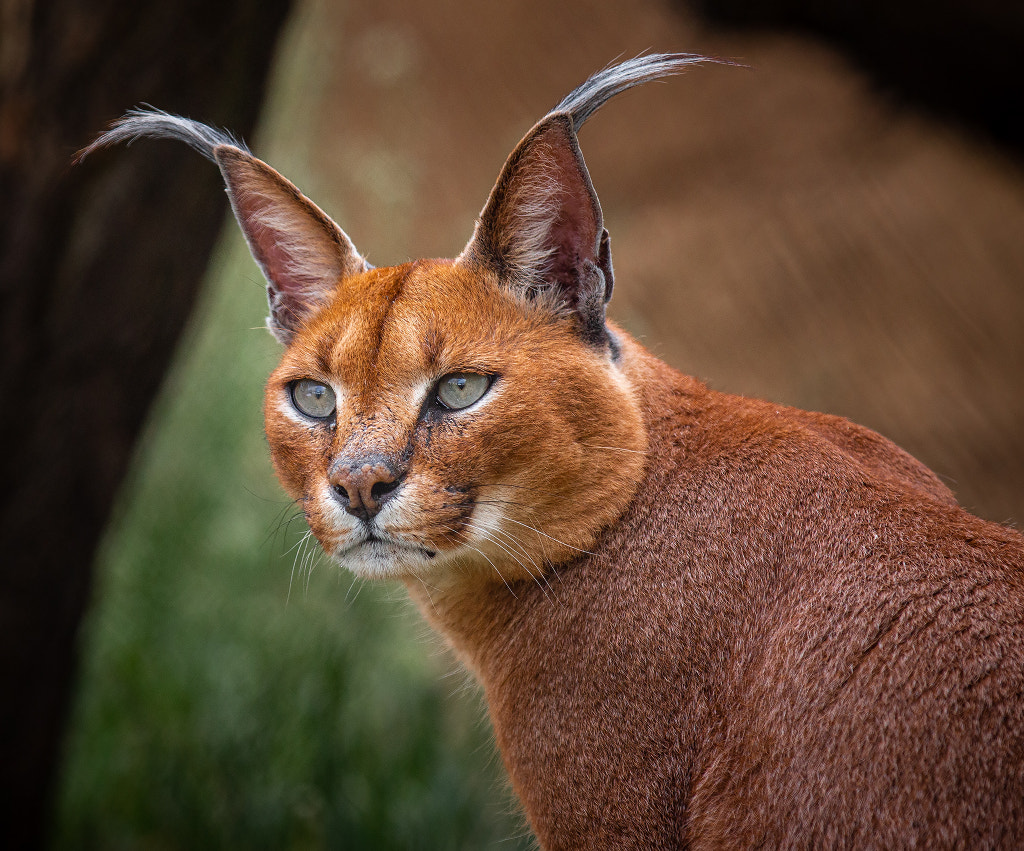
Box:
(435, 372), (490, 410)
(291, 378), (336, 419)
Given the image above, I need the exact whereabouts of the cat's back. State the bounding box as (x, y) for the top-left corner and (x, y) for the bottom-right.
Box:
(453, 340), (1024, 848)
(624, 350), (1024, 846)
(685, 504), (1024, 848)
(689, 528), (1024, 848)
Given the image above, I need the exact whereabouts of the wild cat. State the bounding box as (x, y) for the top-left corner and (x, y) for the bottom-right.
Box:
(83, 54), (1024, 849)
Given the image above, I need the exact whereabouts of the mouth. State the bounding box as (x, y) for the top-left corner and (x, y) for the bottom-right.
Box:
(368, 532), (437, 559)
(335, 532), (437, 562)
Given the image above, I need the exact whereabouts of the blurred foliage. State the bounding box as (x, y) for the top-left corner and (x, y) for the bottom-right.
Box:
(54, 2), (532, 847)
(53, 228), (530, 850)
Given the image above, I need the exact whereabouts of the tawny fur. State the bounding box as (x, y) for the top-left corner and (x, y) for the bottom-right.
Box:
(410, 337), (1024, 848)
(85, 54), (1024, 850)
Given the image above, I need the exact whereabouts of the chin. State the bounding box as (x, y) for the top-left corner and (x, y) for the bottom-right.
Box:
(333, 537), (440, 581)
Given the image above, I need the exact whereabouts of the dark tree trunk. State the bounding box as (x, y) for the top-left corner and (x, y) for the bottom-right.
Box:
(0, 1), (292, 846)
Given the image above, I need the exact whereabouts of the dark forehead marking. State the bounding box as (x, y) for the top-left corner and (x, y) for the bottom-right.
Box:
(374, 259), (467, 376)
(303, 264), (414, 382)
(315, 259), (464, 384)
(420, 325), (442, 367)
(368, 262), (420, 377)
(314, 345), (334, 380)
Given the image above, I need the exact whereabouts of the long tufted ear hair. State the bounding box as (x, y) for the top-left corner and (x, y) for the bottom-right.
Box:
(458, 54), (708, 349)
(78, 109), (369, 345)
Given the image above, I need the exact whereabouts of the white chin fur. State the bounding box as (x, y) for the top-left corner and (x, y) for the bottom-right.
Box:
(316, 483), (516, 583)
(331, 538), (437, 580)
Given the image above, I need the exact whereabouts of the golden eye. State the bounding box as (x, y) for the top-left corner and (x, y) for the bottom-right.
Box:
(436, 372), (490, 411)
(291, 379), (336, 419)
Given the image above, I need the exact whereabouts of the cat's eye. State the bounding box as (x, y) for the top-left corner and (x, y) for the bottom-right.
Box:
(291, 378), (336, 419)
(436, 372), (490, 411)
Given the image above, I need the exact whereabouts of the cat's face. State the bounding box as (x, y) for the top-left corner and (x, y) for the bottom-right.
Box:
(80, 56), (710, 587)
(264, 258), (646, 584)
(88, 78), (667, 587)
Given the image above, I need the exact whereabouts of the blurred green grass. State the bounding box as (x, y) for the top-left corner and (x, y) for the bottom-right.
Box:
(54, 227), (530, 850)
(53, 5), (531, 844)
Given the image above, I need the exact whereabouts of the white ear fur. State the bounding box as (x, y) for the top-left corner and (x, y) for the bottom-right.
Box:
(457, 54), (713, 346)
(469, 146), (580, 293)
(458, 115), (612, 346)
(77, 109), (367, 344)
(460, 116), (603, 288)
(214, 146), (369, 344)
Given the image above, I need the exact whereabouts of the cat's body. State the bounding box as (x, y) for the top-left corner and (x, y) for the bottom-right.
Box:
(84, 55), (1024, 849)
(416, 338), (1024, 848)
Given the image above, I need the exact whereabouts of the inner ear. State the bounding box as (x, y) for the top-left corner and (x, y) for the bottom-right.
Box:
(535, 136), (603, 293)
(214, 146), (369, 345)
(459, 115), (612, 339)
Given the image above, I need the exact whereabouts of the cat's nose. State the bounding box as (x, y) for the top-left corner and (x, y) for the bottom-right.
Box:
(329, 458), (403, 521)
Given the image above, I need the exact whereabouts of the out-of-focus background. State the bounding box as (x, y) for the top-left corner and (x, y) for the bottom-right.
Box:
(2, 0), (1022, 847)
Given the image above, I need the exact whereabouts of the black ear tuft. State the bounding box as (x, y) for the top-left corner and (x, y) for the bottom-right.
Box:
(214, 147), (369, 344)
(79, 107), (369, 345)
(458, 53), (710, 349)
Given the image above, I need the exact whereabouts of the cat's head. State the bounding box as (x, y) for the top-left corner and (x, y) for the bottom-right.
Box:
(264, 254), (646, 584)
(249, 103), (649, 585)
(81, 55), (708, 585)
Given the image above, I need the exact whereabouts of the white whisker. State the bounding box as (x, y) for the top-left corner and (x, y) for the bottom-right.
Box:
(303, 534), (320, 597)
(500, 516), (594, 555)
(344, 573), (366, 606)
(485, 523), (537, 564)
(469, 543), (518, 598)
(466, 521), (536, 573)
(477, 521), (561, 603)
(287, 529), (316, 605)
(466, 521), (552, 602)
(415, 572), (440, 618)
(442, 523), (518, 598)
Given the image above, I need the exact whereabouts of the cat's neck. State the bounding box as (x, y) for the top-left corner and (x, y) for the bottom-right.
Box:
(401, 338), (722, 675)
(401, 346), (755, 843)
(401, 327), (957, 688)
(400, 336), (982, 844)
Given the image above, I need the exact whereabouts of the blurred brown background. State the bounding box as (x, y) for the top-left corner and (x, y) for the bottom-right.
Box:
(303, 0), (1024, 524)
(2, 0), (1022, 846)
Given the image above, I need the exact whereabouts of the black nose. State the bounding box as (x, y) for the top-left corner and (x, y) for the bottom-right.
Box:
(329, 458), (404, 521)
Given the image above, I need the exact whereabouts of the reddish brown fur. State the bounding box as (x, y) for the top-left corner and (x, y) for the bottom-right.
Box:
(407, 339), (1024, 848)
(88, 56), (1024, 850)
(266, 256), (1024, 845)
(265, 259), (647, 585)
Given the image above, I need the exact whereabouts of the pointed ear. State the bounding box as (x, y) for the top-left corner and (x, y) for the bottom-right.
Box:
(213, 146), (369, 344)
(458, 114), (614, 348)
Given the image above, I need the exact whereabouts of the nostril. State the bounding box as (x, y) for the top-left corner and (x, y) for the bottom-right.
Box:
(329, 458), (405, 520)
(370, 478), (400, 502)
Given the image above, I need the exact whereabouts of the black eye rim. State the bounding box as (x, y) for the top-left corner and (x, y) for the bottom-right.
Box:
(289, 378), (337, 421)
(431, 371), (496, 412)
